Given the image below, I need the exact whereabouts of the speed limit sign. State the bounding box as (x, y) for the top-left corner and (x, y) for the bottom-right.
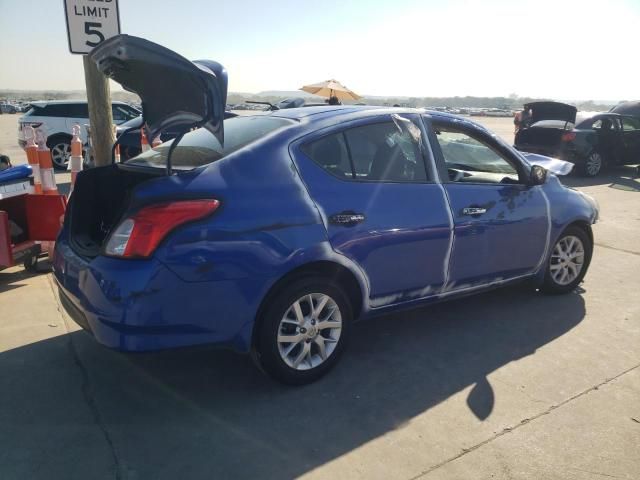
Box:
(63, 0), (121, 54)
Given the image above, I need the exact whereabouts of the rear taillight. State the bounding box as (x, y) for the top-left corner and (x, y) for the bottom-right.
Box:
(104, 199), (220, 258)
(561, 132), (576, 142)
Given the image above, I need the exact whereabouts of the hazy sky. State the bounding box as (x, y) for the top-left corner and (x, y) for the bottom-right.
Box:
(1, 0), (638, 100)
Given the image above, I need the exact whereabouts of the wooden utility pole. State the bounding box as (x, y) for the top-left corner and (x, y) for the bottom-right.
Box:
(82, 55), (114, 167)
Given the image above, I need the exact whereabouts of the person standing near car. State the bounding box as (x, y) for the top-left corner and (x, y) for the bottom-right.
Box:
(514, 107), (532, 134)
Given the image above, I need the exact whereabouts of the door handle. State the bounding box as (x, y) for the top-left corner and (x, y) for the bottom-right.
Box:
(329, 212), (365, 226)
(462, 207), (487, 216)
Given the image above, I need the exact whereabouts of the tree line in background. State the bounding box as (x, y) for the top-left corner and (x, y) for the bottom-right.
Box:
(0, 89), (620, 112)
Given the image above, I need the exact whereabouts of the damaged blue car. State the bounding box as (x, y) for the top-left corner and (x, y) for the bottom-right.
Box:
(53, 35), (599, 384)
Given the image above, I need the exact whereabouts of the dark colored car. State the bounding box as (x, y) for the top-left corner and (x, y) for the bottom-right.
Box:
(515, 101), (640, 176)
(115, 111), (238, 161)
(610, 100), (640, 118)
(53, 35), (599, 385)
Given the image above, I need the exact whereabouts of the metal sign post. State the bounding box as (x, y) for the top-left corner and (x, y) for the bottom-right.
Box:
(63, 0), (121, 167)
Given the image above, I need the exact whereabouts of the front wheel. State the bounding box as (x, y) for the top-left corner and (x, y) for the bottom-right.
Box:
(541, 226), (593, 294)
(253, 278), (351, 385)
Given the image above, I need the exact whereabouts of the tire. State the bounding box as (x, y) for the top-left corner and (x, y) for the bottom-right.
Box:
(48, 137), (72, 170)
(541, 226), (593, 294)
(580, 151), (603, 177)
(253, 277), (352, 385)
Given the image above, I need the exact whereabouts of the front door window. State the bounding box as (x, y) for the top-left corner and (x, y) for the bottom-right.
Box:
(433, 127), (520, 184)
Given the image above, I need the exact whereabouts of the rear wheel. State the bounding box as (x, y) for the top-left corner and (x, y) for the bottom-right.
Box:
(541, 226), (592, 294)
(253, 278), (351, 385)
(581, 151), (603, 177)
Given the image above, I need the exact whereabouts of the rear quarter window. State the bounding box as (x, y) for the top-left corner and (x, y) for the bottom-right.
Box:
(64, 104), (89, 117)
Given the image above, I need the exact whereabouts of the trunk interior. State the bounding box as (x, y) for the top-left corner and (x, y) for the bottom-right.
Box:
(67, 165), (161, 258)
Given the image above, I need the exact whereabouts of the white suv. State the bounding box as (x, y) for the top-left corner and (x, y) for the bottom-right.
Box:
(18, 100), (140, 170)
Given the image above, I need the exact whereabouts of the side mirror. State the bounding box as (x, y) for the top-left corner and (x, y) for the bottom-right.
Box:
(529, 164), (548, 186)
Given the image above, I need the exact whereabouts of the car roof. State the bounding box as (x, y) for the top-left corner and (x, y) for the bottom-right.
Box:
(269, 104), (483, 125)
(270, 105), (393, 119)
(260, 105), (492, 143)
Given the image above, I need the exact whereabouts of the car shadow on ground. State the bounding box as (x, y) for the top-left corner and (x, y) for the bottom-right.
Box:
(0, 284), (586, 479)
(562, 164), (640, 191)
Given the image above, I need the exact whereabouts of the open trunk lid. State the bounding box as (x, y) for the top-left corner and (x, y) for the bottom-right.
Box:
(523, 101), (577, 125)
(90, 34), (228, 145)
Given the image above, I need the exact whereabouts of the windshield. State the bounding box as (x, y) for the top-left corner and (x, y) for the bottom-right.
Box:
(126, 116), (293, 169)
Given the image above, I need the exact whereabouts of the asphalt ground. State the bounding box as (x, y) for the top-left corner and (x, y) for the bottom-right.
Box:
(1, 113), (639, 479)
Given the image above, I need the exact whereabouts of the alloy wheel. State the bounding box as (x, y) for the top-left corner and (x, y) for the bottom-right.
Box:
(585, 152), (602, 176)
(277, 293), (342, 370)
(549, 235), (585, 286)
(51, 142), (71, 168)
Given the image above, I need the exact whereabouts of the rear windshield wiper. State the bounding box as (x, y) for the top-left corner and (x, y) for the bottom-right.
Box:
(246, 100), (279, 111)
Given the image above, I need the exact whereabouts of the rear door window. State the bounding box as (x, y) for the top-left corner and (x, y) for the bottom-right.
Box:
(301, 133), (352, 179)
(64, 104), (89, 118)
(303, 120), (428, 182)
(592, 117), (619, 131)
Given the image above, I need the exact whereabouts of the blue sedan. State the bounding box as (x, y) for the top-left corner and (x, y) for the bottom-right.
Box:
(53, 35), (598, 384)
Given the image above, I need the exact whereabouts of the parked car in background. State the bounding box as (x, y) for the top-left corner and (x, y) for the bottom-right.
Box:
(0, 103), (18, 114)
(483, 108), (515, 117)
(610, 100), (640, 118)
(17, 100), (140, 169)
(515, 102), (640, 176)
(53, 35), (599, 385)
(115, 111), (238, 161)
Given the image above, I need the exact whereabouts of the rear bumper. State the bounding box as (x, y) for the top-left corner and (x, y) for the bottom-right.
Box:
(52, 236), (260, 353)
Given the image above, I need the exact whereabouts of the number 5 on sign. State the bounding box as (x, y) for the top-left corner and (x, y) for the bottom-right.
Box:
(64, 0), (121, 54)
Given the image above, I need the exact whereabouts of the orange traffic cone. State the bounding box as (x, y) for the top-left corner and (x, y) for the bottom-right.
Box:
(35, 128), (59, 195)
(69, 124), (83, 194)
(113, 124), (121, 163)
(23, 126), (42, 194)
(141, 128), (150, 152)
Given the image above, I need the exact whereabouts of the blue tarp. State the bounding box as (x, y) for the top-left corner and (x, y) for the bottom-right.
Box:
(0, 165), (32, 184)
